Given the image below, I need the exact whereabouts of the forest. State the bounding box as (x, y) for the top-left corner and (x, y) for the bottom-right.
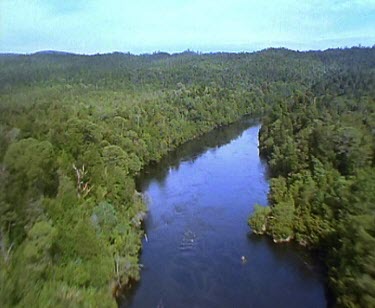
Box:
(249, 50), (375, 306)
(0, 47), (374, 307)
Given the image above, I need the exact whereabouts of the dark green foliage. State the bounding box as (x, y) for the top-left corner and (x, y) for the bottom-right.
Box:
(251, 73), (375, 306)
(0, 49), (267, 307)
(1, 46), (374, 306)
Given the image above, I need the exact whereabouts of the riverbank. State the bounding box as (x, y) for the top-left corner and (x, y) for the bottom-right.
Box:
(1, 47), (372, 307)
(249, 94), (375, 307)
(124, 121), (327, 308)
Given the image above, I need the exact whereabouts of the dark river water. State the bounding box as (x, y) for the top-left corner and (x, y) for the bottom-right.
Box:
(124, 119), (327, 308)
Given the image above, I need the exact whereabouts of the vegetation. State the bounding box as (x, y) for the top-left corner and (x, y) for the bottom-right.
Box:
(0, 46), (374, 307)
(249, 49), (375, 307)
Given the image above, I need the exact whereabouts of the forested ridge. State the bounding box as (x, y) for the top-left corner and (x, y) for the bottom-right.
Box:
(0, 47), (374, 307)
(249, 50), (375, 307)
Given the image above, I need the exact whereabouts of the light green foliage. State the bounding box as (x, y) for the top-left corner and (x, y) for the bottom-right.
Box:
(22, 221), (57, 263)
(252, 72), (375, 305)
(1, 138), (58, 246)
(92, 201), (118, 235)
(268, 176), (289, 204)
(2, 221), (57, 307)
(1, 50), (261, 306)
(1, 47), (374, 306)
(268, 201), (295, 241)
(103, 145), (129, 173)
(248, 204), (271, 234)
(4, 138), (56, 194)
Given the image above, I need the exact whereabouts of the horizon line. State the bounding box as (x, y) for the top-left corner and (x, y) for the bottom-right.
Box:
(1, 44), (375, 57)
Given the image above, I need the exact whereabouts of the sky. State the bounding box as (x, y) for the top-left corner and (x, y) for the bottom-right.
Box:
(0, 0), (374, 54)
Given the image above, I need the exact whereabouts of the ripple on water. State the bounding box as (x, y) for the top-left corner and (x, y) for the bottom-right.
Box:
(128, 122), (327, 308)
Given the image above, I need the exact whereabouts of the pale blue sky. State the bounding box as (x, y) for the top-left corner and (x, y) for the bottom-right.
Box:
(1, 0), (374, 54)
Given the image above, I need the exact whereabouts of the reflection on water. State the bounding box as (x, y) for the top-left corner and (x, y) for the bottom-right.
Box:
(124, 120), (327, 308)
(136, 118), (261, 189)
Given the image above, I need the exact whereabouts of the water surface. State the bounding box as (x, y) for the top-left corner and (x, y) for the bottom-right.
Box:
(125, 119), (326, 308)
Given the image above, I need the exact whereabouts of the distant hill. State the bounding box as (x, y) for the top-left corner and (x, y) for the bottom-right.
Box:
(33, 50), (76, 56)
(0, 47), (374, 94)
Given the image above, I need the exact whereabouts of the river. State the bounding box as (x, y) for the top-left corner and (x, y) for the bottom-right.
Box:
(123, 119), (327, 308)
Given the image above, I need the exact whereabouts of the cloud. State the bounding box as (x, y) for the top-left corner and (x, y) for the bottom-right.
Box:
(38, 0), (87, 15)
(0, 0), (374, 53)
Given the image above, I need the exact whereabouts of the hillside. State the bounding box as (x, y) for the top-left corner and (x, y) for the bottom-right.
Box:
(0, 47), (374, 307)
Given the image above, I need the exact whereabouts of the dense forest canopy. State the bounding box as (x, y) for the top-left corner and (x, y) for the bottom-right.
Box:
(0, 46), (374, 307)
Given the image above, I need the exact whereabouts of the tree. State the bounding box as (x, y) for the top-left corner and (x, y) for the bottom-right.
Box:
(248, 204), (271, 234)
